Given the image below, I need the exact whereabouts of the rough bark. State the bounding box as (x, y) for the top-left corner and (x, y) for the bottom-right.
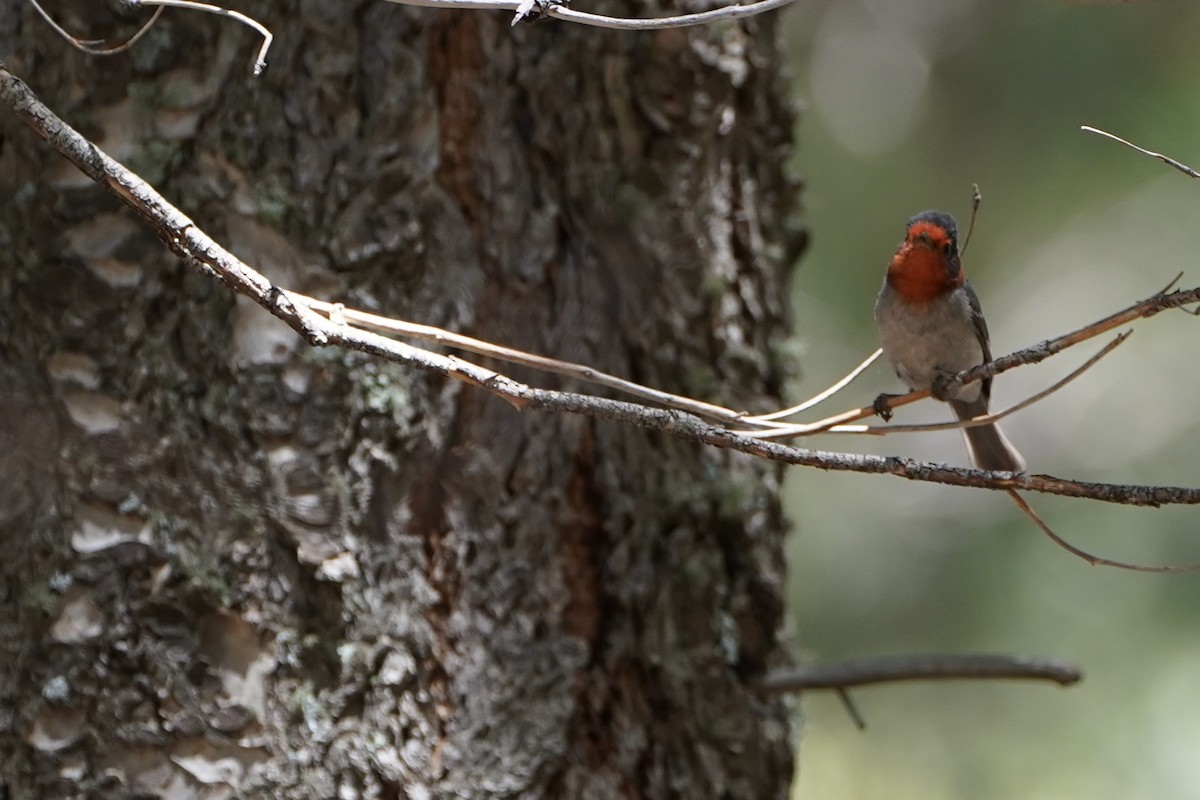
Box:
(0, 1), (804, 797)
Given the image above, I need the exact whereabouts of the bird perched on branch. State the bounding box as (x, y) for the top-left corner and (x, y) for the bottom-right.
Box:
(873, 210), (1025, 472)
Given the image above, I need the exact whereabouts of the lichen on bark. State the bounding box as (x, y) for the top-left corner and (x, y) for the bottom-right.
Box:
(0, 2), (803, 796)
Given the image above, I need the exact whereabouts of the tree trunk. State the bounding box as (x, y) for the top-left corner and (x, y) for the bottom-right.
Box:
(0, 1), (803, 797)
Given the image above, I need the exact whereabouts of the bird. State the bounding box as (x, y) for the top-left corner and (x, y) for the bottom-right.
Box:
(873, 210), (1025, 472)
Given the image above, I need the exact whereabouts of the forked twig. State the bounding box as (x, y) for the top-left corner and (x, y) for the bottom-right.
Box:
(760, 654), (1082, 694)
(766, 647), (1082, 731)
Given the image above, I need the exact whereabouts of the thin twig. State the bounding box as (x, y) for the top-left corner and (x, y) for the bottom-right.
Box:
(816, 331), (1129, 437)
(736, 387), (932, 439)
(743, 349), (882, 422)
(384, 0), (796, 30)
(128, 0), (272, 75)
(293, 295), (778, 427)
(6, 63), (1200, 507)
(960, 183), (982, 258)
(1081, 125), (1200, 179)
(834, 689), (867, 730)
(759, 654), (1082, 693)
(28, 0), (165, 56)
(1007, 490), (1200, 573)
(950, 279), (1200, 397)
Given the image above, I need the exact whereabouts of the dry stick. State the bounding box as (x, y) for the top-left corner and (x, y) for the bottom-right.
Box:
(834, 689), (867, 731)
(127, 0), (273, 75)
(959, 183), (983, 258)
(743, 348), (882, 422)
(1007, 490), (1200, 573)
(300, 298), (902, 434)
(383, 0), (796, 31)
(1081, 126), (1200, 180)
(759, 654), (1082, 694)
(28, 0), (165, 56)
(6, 65), (1200, 509)
(292, 295), (776, 427)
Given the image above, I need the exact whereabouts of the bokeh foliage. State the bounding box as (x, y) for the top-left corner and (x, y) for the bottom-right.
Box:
(781, 2), (1200, 797)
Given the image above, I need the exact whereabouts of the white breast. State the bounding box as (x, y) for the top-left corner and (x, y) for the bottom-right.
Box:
(873, 283), (985, 403)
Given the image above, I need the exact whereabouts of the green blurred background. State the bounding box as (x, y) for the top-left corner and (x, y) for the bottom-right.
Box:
(778, 1), (1200, 797)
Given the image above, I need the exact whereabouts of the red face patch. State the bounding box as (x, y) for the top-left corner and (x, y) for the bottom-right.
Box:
(886, 223), (963, 302)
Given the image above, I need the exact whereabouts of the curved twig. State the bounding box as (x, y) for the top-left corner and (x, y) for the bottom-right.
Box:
(1008, 490), (1200, 573)
(1082, 125), (1200, 180)
(28, 0), (164, 56)
(743, 349), (882, 423)
(128, 0), (272, 75)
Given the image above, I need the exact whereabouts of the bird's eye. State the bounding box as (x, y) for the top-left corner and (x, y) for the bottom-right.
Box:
(942, 241), (954, 256)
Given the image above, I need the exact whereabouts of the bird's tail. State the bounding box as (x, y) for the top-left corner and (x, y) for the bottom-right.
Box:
(950, 398), (1026, 473)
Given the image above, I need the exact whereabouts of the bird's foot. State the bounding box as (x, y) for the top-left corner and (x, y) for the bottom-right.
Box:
(931, 371), (956, 402)
(872, 393), (900, 422)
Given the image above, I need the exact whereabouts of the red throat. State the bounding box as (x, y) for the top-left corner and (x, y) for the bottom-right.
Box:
(886, 239), (962, 303)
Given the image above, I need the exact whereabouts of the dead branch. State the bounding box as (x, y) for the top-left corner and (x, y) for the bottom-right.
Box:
(744, 349), (882, 422)
(1008, 490), (1200, 573)
(127, 0), (272, 75)
(383, 0), (796, 30)
(759, 654), (1082, 694)
(1081, 125), (1200, 179)
(28, 0), (164, 56)
(292, 295), (774, 427)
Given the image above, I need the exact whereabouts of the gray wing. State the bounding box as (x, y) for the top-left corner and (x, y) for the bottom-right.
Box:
(962, 280), (993, 402)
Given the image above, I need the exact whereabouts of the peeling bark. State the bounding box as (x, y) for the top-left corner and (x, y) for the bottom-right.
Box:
(0, 1), (804, 797)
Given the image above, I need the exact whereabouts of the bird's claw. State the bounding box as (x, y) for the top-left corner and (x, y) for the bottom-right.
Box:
(931, 372), (954, 402)
(872, 393), (897, 422)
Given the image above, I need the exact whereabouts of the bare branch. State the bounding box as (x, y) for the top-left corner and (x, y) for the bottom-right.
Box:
(5, 62), (1200, 508)
(833, 689), (867, 730)
(759, 654), (1082, 693)
(743, 349), (882, 423)
(959, 183), (982, 258)
(291, 294), (775, 427)
(1007, 490), (1200, 573)
(383, 0), (797, 31)
(28, 0), (165, 56)
(931, 276), (1200, 402)
(1081, 125), (1200, 179)
(128, 0), (272, 75)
